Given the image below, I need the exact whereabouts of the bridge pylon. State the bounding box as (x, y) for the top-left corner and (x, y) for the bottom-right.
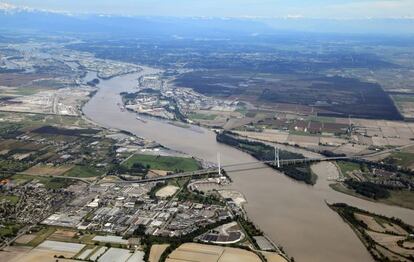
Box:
(217, 152), (221, 176)
(274, 147), (280, 168)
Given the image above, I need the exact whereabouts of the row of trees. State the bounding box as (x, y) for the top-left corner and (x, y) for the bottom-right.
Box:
(344, 180), (390, 200)
(217, 132), (316, 184)
(216, 131), (304, 162)
(279, 165), (315, 185)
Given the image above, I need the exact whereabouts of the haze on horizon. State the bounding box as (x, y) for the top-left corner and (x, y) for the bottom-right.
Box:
(2, 0), (414, 19)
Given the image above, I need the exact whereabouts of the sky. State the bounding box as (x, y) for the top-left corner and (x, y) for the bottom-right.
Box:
(2, 0), (414, 19)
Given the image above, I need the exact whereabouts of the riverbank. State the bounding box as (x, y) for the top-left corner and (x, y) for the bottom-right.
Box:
(330, 182), (414, 210)
(82, 68), (414, 262)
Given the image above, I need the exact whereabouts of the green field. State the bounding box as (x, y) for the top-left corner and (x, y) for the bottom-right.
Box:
(392, 95), (414, 103)
(0, 111), (89, 129)
(0, 223), (22, 238)
(336, 161), (362, 175)
(63, 165), (103, 178)
(386, 151), (414, 168)
(12, 87), (52, 96)
(122, 154), (200, 172)
(10, 174), (74, 189)
(330, 183), (414, 210)
(392, 95), (414, 113)
(188, 112), (217, 120)
(385, 190), (414, 210)
(289, 130), (319, 137)
(307, 115), (336, 123)
(0, 194), (20, 204)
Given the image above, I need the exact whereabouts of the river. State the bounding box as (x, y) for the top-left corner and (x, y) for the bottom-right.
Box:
(83, 68), (414, 262)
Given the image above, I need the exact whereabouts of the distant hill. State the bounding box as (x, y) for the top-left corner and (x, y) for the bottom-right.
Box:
(0, 6), (413, 37)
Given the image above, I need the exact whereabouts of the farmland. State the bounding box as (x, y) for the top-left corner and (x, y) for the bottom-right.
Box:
(331, 203), (414, 262)
(175, 72), (401, 120)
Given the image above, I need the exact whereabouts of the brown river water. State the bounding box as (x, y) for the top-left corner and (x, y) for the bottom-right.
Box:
(83, 68), (414, 262)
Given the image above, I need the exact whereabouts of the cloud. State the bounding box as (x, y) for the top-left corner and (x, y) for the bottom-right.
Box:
(325, 0), (414, 18)
(0, 2), (30, 11)
(285, 14), (304, 19)
(1, 0), (413, 19)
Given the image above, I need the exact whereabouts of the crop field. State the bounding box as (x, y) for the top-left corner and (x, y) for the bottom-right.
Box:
(166, 243), (261, 262)
(0, 111), (90, 129)
(146, 169), (168, 178)
(10, 174), (74, 189)
(26, 227), (57, 247)
(48, 229), (78, 242)
(331, 204), (414, 261)
(122, 154), (200, 172)
(385, 151), (414, 169)
(261, 251), (288, 262)
(175, 71), (402, 120)
(0, 139), (43, 152)
(331, 183), (414, 210)
(0, 246), (32, 262)
(4, 246), (80, 262)
(32, 126), (99, 137)
(235, 130), (289, 144)
(392, 94), (414, 119)
(22, 165), (74, 176)
(156, 185), (179, 198)
(149, 244), (169, 262)
(384, 190), (414, 210)
(336, 161), (362, 176)
(188, 112), (217, 120)
(15, 234), (37, 244)
(62, 165), (103, 178)
(0, 73), (53, 87)
(0, 86), (54, 97)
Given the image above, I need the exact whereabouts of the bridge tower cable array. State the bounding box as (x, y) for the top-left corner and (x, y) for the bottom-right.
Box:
(274, 146), (280, 168)
(217, 152), (221, 176)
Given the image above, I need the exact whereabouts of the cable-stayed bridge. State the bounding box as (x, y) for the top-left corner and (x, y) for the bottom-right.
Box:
(104, 152), (353, 184)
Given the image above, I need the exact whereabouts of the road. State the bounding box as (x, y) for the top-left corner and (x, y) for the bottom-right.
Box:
(101, 168), (218, 184)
